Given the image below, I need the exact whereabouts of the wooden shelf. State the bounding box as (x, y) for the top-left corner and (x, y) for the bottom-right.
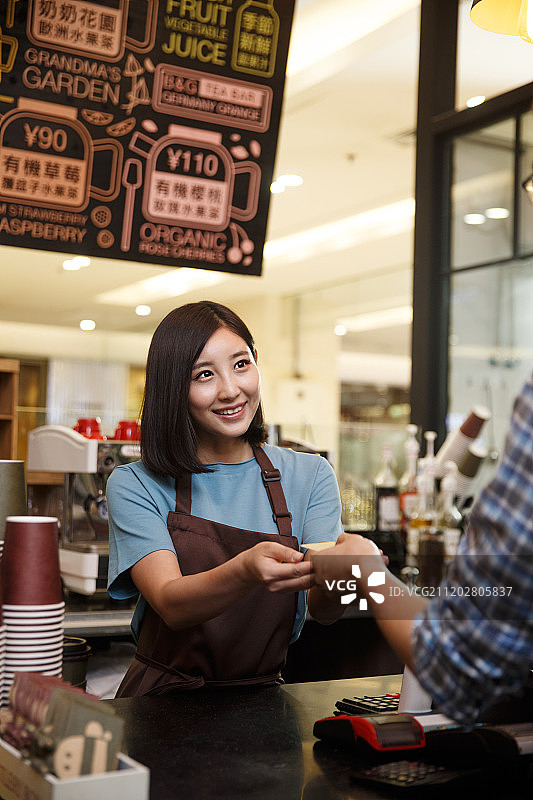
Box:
(27, 471), (65, 486)
(0, 358), (19, 459)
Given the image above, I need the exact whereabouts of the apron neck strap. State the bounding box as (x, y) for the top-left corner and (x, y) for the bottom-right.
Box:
(174, 446), (293, 538)
(252, 444), (293, 538)
(175, 471), (192, 515)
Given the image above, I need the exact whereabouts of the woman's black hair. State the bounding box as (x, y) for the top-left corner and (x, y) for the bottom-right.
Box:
(140, 301), (266, 477)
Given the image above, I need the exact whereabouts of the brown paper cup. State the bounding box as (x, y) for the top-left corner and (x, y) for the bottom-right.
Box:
(459, 404), (491, 439)
(2, 516), (62, 605)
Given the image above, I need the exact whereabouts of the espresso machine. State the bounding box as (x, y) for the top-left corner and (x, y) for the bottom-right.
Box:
(26, 425), (140, 596)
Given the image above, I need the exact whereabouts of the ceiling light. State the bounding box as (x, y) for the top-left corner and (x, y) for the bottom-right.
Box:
(286, 0), (420, 77)
(135, 304), (151, 316)
(62, 256), (91, 271)
(464, 213), (486, 225)
(466, 95), (486, 108)
(264, 198), (415, 263)
(485, 206), (510, 219)
(334, 324), (347, 336)
(79, 319), (96, 331)
(95, 268), (227, 306)
(270, 181), (286, 194)
(470, 0), (533, 44)
(277, 174), (303, 187)
(337, 306), (413, 334)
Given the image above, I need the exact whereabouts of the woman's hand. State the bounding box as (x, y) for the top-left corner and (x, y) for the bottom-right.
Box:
(241, 541), (314, 593)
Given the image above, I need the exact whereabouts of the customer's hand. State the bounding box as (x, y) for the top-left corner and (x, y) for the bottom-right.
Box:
(310, 533), (387, 591)
(335, 532), (388, 561)
(242, 541), (314, 593)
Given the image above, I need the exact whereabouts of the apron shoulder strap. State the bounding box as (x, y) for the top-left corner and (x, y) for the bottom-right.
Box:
(252, 444), (293, 538)
(174, 448), (293, 538)
(175, 471), (192, 514)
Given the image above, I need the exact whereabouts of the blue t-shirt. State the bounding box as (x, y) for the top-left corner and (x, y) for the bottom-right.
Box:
(107, 444), (343, 643)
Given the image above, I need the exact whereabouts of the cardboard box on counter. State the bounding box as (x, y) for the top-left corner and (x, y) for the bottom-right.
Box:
(0, 737), (149, 800)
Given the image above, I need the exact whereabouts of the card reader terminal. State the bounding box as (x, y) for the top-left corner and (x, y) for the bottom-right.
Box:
(313, 713), (426, 753)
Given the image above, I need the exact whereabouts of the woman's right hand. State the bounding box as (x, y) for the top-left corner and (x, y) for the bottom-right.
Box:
(241, 541), (314, 593)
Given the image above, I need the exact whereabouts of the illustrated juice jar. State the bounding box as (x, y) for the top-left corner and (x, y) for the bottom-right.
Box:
(0, 99), (122, 210)
(130, 124), (260, 231)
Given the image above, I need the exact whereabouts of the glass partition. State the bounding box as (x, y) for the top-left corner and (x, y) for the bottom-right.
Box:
(450, 118), (515, 270)
(448, 258), (533, 493)
(447, 107), (533, 495)
(518, 110), (533, 255)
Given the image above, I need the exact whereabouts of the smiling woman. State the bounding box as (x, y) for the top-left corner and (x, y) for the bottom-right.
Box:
(105, 300), (348, 697)
(188, 327), (261, 462)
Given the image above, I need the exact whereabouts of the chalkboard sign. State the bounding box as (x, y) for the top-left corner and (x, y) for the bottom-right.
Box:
(0, 0), (295, 276)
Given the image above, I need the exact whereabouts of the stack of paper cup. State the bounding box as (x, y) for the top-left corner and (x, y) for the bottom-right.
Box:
(456, 443), (489, 505)
(0, 577), (5, 704)
(1, 516), (64, 705)
(0, 460), (27, 558)
(434, 405), (491, 478)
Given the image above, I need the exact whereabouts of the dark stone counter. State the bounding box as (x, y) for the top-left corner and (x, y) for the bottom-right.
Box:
(108, 674), (533, 800)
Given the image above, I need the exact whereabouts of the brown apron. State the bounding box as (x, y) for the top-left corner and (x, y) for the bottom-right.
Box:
(116, 445), (299, 697)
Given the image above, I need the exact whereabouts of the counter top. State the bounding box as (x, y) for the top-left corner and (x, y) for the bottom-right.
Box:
(108, 674), (533, 800)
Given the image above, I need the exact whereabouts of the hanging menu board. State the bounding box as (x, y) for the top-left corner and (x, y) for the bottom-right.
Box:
(0, 0), (295, 276)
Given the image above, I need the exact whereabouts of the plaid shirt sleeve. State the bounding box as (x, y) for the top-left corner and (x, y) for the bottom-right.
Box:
(412, 373), (533, 724)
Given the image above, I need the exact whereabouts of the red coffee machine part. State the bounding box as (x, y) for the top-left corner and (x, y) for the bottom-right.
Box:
(73, 418), (104, 439)
(114, 420), (140, 441)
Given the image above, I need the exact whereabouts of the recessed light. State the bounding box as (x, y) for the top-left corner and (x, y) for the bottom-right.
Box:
(135, 304), (151, 316)
(270, 181), (285, 194)
(63, 256), (91, 271)
(464, 213), (486, 225)
(485, 207), (510, 219)
(466, 95), (486, 108)
(80, 319), (96, 331)
(334, 324), (347, 336)
(277, 174), (303, 187)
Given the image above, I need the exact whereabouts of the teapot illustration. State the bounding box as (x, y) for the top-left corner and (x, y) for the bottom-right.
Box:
(129, 124), (261, 232)
(0, 98), (123, 211)
(27, 0), (158, 62)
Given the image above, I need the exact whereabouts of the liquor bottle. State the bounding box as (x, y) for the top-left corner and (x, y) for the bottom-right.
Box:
(374, 444), (400, 533)
(437, 461), (463, 564)
(418, 522), (445, 589)
(406, 462), (434, 561)
(415, 464), (445, 590)
(399, 424), (419, 541)
(423, 430), (437, 483)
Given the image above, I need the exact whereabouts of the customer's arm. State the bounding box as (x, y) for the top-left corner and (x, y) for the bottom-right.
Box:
(410, 377), (533, 723)
(315, 375), (533, 725)
(310, 533), (427, 664)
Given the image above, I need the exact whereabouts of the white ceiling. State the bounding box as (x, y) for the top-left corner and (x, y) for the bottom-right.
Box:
(2, 0), (533, 365)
